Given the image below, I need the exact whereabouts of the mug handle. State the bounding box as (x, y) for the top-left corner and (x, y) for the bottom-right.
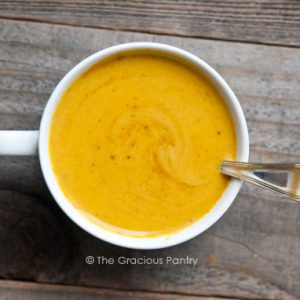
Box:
(0, 130), (39, 156)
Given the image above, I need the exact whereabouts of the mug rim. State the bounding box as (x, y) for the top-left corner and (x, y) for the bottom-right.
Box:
(39, 42), (249, 249)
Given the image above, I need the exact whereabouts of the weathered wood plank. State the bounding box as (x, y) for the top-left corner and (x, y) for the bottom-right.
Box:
(0, 19), (299, 300)
(0, 0), (300, 47)
(0, 280), (239, 300)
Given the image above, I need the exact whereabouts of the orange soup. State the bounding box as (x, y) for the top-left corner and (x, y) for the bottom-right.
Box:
(49, 52), (236, 236)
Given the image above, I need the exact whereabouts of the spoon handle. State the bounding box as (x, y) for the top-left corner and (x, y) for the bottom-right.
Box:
(220, 161), (300, 201)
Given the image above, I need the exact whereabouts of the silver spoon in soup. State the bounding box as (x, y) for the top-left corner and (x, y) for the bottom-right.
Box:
(220, 161), (300, 201)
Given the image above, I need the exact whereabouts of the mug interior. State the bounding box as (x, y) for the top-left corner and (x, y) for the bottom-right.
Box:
(39, 42), (249, 249)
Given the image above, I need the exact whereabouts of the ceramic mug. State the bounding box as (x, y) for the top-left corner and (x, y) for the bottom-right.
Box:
(0, 43), (249, 249)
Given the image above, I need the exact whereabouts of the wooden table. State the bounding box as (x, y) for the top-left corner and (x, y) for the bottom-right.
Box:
(0, 1), (299, 299)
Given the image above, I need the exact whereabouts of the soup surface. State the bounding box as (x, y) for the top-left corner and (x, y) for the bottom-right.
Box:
(49, 52), (236, 236)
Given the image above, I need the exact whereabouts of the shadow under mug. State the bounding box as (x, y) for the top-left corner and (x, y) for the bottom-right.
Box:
(0, 43), (249, 249)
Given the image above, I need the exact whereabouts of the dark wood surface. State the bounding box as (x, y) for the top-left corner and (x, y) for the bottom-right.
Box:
(0, 280), (237, 300)
(0, 2), (299, 300)
(0, 1), (300, 47)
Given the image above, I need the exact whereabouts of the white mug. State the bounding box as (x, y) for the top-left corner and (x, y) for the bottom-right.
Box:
(0, 43), (249, 249)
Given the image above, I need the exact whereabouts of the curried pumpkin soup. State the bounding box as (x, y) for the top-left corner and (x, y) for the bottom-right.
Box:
(49, 52), (236, 236)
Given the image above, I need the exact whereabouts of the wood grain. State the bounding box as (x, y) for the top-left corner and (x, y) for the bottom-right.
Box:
(0, 19), (299, 300)
(0, 1), (300, 47)
(0, 280), (239, 300)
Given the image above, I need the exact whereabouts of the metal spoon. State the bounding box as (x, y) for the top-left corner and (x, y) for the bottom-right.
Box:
(220, 161), (300, 201)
